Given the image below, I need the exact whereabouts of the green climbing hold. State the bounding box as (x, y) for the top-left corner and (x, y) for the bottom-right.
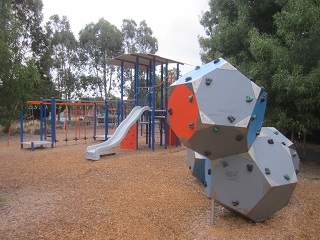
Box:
(212, 127), (220, 132)
(188, 95), (193, 102)
(195, 66), (200, 70)
(251, 114), (257, 120)
(284, 174), (290, 180)
(222, 161), (229, 168)
(273, 131), (279, 135)
(246, 95), (254, 102)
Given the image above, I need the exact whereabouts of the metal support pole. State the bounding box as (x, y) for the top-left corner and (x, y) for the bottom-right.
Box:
(93, 102), (97, 141)
(160, 64), (164, 146)
(164, 63), (169, 149)
(40, 97), (44, 141)
(151, 57), (156, 151)
(105, 99), (108, 141)
(210, 199), (215, 226)
(44, 104), (47, 140)
(20, 101), (24, 149)
(120, 61), (124, 123)
(175, 63), (180, 147)
(50, 97), (56, 148)
(135, 57), (139, 106)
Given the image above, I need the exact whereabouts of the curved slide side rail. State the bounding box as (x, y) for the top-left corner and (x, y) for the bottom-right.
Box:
(86, 106), (151, 160)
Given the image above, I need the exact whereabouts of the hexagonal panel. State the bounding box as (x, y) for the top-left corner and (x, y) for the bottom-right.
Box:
(189, 125), (249, 160)
(260, 127), (300, 173)
(195, 69), (259, 127)
(168, 84), (199, 139)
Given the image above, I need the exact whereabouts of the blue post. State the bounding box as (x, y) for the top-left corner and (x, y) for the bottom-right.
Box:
(160, 64), (164, 146)
(93, 102), (97, 140)
(151, 57), (156, 151)
(40, 98), (44, 141)
(117, 100), (120, 126)
(134, 57), (140, 150)
(105, 99), (108, 141)
(120, 61), (124, 123)
(50, 97), (56, 148)
(175, 64), (180, 147)
(44, 104), (47, 140)
(164, 63), (169, 149)
(20, 101), (24, 149)
(134, 57), (139, 106)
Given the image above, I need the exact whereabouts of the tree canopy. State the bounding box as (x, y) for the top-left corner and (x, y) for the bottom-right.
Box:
(199, 0), (320, 139)
(0, 0), (159, 131)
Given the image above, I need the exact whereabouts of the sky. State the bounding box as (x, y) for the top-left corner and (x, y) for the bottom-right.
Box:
(41, 0), (209, 75)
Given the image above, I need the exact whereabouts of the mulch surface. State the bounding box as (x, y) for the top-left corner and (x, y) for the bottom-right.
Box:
(0, 129), (320, 240)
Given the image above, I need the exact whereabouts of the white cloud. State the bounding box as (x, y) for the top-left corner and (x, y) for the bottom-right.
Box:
(42, 0), (209, 74)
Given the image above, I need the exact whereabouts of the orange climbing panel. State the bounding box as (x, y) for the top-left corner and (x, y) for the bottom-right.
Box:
(120, 124), (137, 150)
(168, 84), (199, 139)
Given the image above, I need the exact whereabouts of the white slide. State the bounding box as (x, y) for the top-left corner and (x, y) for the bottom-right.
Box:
(86, 106), (150, 160)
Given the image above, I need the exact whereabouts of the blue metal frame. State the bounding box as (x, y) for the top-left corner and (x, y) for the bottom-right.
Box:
(151, 57), (156, 151)
(20, 101), (24, 148)
(105, 99), (109, 141)
(120, 61), (124, 123)
(50, 97), (56, 148)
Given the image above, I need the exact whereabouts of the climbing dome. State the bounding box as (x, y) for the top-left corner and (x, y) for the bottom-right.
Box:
(168, 58), (299, 222)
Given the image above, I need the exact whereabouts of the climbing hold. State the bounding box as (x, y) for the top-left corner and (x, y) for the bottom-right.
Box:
(168, 108), (173, 115)
(189, 166), (192, 170)
(188, 122), (194, 129)
(295, 169), (299, 174)
(205, 78), (212, 85)
(265, 168), (271, 175)
(236, 135), (243, 141)
(282, 142), (286, 146)
(273, 131), (279, 135)
(204, 150), (211, 157)
(251, 114), (257, 121)
(261, 95), (266, 102)
(228, 115), (236, 123)
(292, 151), (297, 157)
(185, 76), (192, 82)
(246, 96), (254, 102)
(256, 129), (261, 136)
(204, 182), (207, 187)
(284, 174), (290, 180)
(213, 59), (220, 64)
(195, 66), (200, 70)
(212, 127), (220, 132)
(248, 76), (254, 82)
(232, 200), (239, 206)
(188, 95), (193, 102)
(208, 168), (211, 175)
(247, 164), (253, 172)
(268, 139), (274, 144)
(222, 161), (229, 168)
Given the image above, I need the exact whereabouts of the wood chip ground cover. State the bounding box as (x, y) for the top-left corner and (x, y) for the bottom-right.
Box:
(0, 129), (319, 239)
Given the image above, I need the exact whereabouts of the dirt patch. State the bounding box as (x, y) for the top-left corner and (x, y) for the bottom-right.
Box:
(0, 128), (320, 239)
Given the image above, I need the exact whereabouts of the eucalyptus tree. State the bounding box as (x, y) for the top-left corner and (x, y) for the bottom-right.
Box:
(45, 15), (79, 100)
(0, 0), (41, 131)
(121, 19), (159, 98)
(249, 0), (320, 146)
(199, 0), (320, 148)
(79, 18), (123, 99)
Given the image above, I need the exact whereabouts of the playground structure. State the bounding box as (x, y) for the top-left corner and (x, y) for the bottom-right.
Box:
(19, 98), (122, 150)
(20, 53), (182, 152)
(85, 53), (183, 159)
(168, 58), (300, 222)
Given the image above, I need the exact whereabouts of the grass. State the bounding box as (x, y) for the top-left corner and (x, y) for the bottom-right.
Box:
(0, 196), (6, 203)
